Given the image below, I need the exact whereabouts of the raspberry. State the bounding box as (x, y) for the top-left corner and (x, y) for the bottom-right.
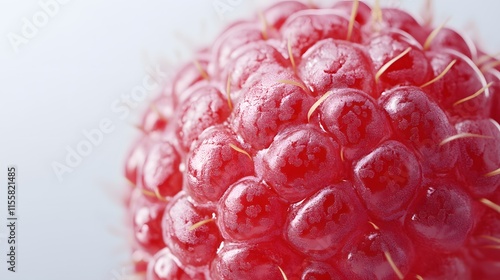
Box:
(485, 69), (500, 123)
(124, 1), (500, 279)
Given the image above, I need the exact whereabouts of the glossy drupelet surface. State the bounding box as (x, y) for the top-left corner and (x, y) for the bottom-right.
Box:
(124, 1), (500, 279)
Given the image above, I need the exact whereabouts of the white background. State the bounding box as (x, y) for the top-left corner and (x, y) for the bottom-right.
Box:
(0, 0), (499, 279)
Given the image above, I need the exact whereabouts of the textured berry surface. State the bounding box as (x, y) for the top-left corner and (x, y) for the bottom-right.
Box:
(124, 1), (500, 279)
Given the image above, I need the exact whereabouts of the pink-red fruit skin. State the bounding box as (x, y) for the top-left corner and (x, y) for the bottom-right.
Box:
(123, 1), (500, 279)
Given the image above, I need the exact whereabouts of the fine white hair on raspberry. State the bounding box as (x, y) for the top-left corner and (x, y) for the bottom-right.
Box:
(420, 59), (456, 88)
(193, 59), (209, 81)
(287, 37), (296, 71)
(371, 0), (382, 31)
(368, 221), (380, 230)
(384, 251), (404, 280)
(226, 75), (233, 110)
(307, 91), (332, 122)
(449, 49), (491, 98)
(189, 218), (216, 231)
(375, 47), (412, 83)
(481, 60), (500, 72)
(439, 133), (493, 146)
(480, 235), (500, 245)
(346, 0), (359, 41)
(453, 82), (493, 106)
(423, 18), (450, 50)
(278, 266), (288, 280)
(480, 198), (500, 213)
(258, 11), (269, 40)
(278, 79), (307, 92)
(229, 143), (252, 160)
(484, 168), (500, 178)
(476, 52), (500, 66)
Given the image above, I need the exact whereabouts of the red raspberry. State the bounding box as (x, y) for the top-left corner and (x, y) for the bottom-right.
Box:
(123, 1), (500, 279)
(485, 69), (500, 123)
(210, 23), (267, 73)
(411, 253), (471, 280)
